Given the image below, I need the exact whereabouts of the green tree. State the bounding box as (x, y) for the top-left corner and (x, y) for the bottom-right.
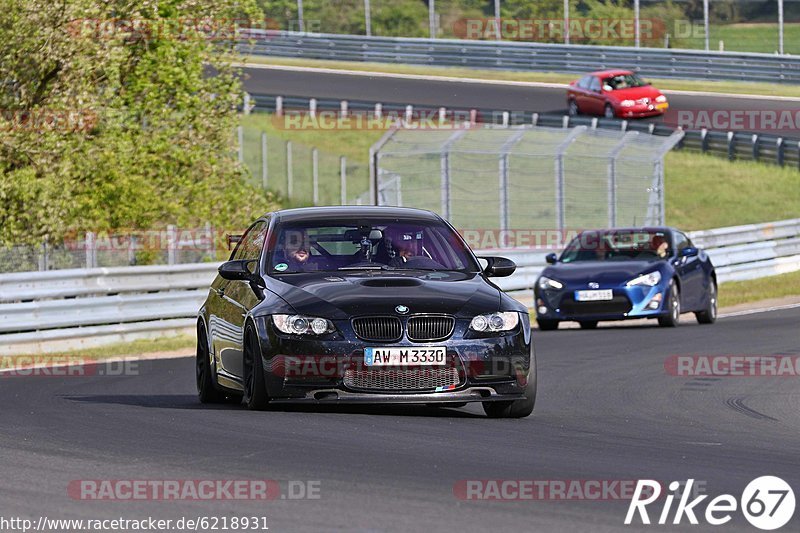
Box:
(0, 0), (279, 247)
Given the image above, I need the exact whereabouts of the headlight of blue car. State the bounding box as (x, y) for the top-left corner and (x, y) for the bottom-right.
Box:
(626, 271), (662, 287)
(538, 276), (564, 290)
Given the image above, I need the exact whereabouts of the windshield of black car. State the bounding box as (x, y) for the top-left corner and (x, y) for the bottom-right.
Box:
(268, 219), (479, 273)
(560, 231), (670, 263)
(603, 74), (649, 90)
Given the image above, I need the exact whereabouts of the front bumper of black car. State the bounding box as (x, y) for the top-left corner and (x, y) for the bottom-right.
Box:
(252, 314), (534, 403)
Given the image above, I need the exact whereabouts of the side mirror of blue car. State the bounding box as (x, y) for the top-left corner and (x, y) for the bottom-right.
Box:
(545, 253), (558, 265)
(680, 247), (699, 257)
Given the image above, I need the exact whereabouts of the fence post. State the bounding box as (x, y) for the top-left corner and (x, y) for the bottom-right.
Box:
(286, 141), (293, 200)
(498, 131), (526, 234)
(167, 224), (177, 265)
(261, 132), (268, 190)
(312, 148), (319, 206)
(369, 128), (399, 206)
(237, 125), (244, 164)
(128, 234), (136, 266)
(243, 93), (251, 115)
(554, 127), (587, 233)
(85, 231), (95, 269)
(607, 131), (639, 228)
(364, 0), (372, 36)
(776, 137), (784, 166)
(340, 156), (347, 205)
(440, 130), (467, 221)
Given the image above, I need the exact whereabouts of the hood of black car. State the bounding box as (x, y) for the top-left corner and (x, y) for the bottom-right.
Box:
(265, 271), (500, 319)
(542, 260), (665, 285)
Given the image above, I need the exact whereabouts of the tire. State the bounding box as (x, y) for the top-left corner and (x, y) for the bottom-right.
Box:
(537, 319), (559, 331)
(196, 323), (228, 404)
(482, 367), (537, 419)
(243, 324), (270, 410)
(568, 99), (579, 116)
(658, 281), (681, 327)
(604, 104), (615, 119)
(695, 279), (718, 324)
(579, 321), (598, 329)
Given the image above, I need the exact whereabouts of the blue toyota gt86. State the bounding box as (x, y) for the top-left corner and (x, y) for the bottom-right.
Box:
(534, 228), (717, 329)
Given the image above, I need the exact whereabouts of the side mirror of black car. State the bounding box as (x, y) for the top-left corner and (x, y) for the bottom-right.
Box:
(680, 246), (699, 257)
(479, 256), (516, 278)
(545, 253), (558, 265)
(219, 259), (258, 281)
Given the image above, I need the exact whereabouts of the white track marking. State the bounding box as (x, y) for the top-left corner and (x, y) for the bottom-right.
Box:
(719, 302), (800, 318)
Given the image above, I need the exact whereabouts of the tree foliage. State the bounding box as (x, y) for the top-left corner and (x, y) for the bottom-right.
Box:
(0, 0), (279, 247)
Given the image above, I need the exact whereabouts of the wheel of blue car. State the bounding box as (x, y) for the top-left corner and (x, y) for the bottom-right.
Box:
(537, 319), (559, 331)
(695, 279), (717, 324)
(658, 281), (680, 327)
(243, 324), (269, 410)
(482, 366), (536, 419)
(197, 323), (227, 404)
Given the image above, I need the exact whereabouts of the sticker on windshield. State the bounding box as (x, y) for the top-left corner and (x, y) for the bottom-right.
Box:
(274, 263), (288, 272)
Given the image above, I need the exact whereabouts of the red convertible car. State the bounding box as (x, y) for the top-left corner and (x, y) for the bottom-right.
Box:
(566, 69), (669, 119)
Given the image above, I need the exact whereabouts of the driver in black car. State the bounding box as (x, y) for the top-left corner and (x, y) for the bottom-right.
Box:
(384, 227), (443, 269)
(281, 229), (320, 272)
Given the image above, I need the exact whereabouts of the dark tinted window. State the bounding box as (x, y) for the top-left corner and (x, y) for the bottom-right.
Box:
(674, 231), (692, 252)
(232, 220), (268, 261)
(268, 218), (478, 273)
(560, 230), (671, 262)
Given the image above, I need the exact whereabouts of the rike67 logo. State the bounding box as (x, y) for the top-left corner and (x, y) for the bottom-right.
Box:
(626, 477), (795, 530)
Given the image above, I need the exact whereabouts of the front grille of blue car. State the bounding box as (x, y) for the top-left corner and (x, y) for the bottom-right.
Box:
(560, 295), (632, 317)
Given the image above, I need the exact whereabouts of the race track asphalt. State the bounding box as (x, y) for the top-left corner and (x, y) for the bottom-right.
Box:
(242, 66), (800, 135)
(2, 307), (798, 532)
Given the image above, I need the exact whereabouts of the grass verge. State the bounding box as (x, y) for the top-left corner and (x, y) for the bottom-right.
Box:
(15, 335), (196, 361)
(718, 270), (800, 308)
(241, 55), (800, 98)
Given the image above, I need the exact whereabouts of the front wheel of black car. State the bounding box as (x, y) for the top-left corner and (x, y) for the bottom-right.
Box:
(537, 319), (559, 331)
(197, 324), (227, 404)
(695, 279), (717, 324)
(243, 325), (269, 410)
(482, 374), (536, 419)
(658, 282), (681, 327)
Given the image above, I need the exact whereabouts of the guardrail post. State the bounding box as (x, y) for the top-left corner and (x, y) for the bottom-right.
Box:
(286, 141), (293, 200)
(562, 115), (569, 129)
(243, 93), (251, 115)
(374, 103), (382, 120)
(312, 148), (319, 206)
(752, 134), (759, 161)
(261, 132), (268, 190)
(340, 156), (347, 205)
(532, 113), (538, 126)
(340, 100), (348, 119)
(776, 137), (784, 166)
(439, 107), (446, 127)
(276, 96), (283, 116)
(727, 131), (735, 160)
(700, 128), (708, 152)
(309, 98), (317, 119)
(405, 105), (413, 124)
(237, 125), (244, 164)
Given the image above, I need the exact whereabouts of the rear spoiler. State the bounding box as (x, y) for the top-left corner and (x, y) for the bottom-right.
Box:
(226, 234), (242, 250)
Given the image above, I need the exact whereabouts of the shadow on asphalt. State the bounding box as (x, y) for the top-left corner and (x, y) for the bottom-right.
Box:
(63, 394), (487, 418)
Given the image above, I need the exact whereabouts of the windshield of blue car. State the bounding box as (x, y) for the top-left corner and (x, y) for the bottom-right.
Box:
(603, 73), (649, 90)
(268, 219), (479, 273)
(559, 231), (671, 263)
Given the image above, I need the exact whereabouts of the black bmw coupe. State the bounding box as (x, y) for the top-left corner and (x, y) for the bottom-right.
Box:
(196, 206), (536, 418)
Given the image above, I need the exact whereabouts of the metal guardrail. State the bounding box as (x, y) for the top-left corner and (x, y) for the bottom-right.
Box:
(250, 93), (800, 171)
(241, 32), (800, 84)
(1, 218), (798, 354)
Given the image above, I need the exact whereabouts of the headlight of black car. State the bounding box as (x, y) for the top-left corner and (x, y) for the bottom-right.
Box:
(272, 314), (335, 335)
(469, 312), (520, 334)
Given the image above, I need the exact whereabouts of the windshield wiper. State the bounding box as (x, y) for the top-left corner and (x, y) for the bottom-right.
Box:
(338, 264), (392, 271)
